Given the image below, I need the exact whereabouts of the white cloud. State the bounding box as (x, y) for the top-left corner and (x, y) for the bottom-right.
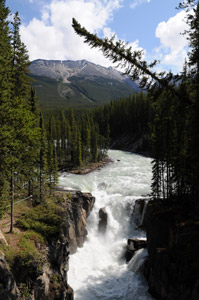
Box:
(155, 10), (189, 72)
(130, 0), (150, 10)
(20, 0), (131, 67)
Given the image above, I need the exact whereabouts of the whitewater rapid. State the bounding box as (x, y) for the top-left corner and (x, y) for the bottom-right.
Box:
(59, 150), (154, 300)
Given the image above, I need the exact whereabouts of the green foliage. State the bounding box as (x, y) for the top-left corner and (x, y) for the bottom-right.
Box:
(0, 176), (9, 218)
(11, 234), (45, 286)
(11, 12), (30, 99)
(93, 93), (152, 142)
(72, 18), (183, 99)
(19, 283), (32, 299)
(16, 202), (64, 239)
(0, 230), (45, 287)
(0, 2), (51, 225)
(0, 2), (59, 218)
(0, 243), (15, 266)
(72, 2), (199, 206)
(44, 90), (153, 170)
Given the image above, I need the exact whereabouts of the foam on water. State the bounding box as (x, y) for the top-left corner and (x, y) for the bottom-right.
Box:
(59, 150), (154, 300)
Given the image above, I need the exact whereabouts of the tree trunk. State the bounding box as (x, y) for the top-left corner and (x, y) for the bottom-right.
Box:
(9, 174), (14, 233)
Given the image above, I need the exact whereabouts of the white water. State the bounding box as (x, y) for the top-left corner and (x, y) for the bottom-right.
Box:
(128, 248), (148, 273)
(59, 150), (154, 300)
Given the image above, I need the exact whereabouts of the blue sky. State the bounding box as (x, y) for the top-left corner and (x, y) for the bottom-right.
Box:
(6, 0), (189, 73)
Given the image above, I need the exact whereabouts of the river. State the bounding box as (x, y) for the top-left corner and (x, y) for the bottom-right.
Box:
(59, 150), (154, 300)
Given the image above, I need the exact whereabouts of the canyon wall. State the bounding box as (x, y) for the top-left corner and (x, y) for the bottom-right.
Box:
(0, 191), (95, 300)
(144, 199), (199, 300)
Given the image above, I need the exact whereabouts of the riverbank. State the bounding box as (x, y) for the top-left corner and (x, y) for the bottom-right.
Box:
(60, 156), (113, 175)
(110, 133), (152, 158)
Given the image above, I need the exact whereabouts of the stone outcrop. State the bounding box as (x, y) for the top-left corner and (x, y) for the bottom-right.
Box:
(144, 199), (199, 300)
(0, 191), (95, 300)
(98, 207), (108, 234)
(131, 198), (150, 228)
(125, 238), (147, 262)
(125, 198), (148, 263)
(0, 257), (19, 300)
(66, 191), (95, 253)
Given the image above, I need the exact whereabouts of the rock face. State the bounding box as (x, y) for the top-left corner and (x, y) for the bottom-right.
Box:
(131, 198), (150, 229)
(29, 59), (139, 89)
(125, 238), (147, 262)
(0, 191), (95, 300)
(144, 199), (199, 300)
(29, 59), (139, 110)
(67, 191), (95, 253)
(98, 207), (108, 234)
(0, 257), (19, 299)
(125, 198), (148, 263)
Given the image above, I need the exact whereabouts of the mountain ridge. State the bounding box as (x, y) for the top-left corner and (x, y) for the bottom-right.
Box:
(29, 59), (139, 110)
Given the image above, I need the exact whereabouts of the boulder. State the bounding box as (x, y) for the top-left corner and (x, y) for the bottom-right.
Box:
(125, 238), (147, 262)
(98, 207), (108, 234)
(97, 182), (107, 190)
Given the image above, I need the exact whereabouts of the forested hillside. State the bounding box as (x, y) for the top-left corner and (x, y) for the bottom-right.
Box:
(1, 0), (199, 299)
(44, 92), (153, 174)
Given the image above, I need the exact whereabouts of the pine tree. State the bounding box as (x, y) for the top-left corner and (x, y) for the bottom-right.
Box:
(75, 129), (82, 166)
(72, 3), (199, 204)
(0, 3), (41, 230)
(91, 124), (98, 162)
(0, 0), (13, 201)
(11, 12), (30, 99)
(47, 118), (58, 194)
(39, 114), (48, 202)
(60, 111), (67, 165)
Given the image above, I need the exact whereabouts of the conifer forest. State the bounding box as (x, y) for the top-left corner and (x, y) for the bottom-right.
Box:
(73, 0), (199, 207)
(1, 0), (199, 298)
(1, 0), (199, 223)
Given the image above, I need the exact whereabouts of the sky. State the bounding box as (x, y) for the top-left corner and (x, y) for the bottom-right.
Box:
(6, 0), (190, 74)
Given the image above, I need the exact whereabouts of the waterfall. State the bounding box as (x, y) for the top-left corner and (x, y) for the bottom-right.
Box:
(140, 199), (149, 226)
(128, 248), (148, 273)
(59, 150), (154, 300)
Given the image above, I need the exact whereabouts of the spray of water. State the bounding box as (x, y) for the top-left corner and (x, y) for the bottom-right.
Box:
(59, 150), (154, 300)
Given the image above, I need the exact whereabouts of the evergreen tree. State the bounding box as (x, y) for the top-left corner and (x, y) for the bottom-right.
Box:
(38, 114), (48, 202)
(72, 2), (199, 205)
(0, 3), (41, 230)
(11, 12), (30, 99)
(47, 118), (58, 194)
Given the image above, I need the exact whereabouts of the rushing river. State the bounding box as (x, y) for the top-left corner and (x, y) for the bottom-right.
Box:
(59, 150), (154, 300)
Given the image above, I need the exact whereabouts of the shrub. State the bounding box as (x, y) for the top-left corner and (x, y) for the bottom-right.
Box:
(16, 201), (64, 240)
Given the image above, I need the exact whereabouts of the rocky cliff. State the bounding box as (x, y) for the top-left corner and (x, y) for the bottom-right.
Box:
(0, 190), (95, 300)
(29, 59), (138, 88)
(144, 199), (199, 300)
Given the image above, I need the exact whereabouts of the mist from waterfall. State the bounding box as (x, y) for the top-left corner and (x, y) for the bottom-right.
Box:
(59, 150), (154, 300)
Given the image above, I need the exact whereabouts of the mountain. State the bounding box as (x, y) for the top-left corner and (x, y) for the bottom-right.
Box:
(29, 59), (140, 110)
